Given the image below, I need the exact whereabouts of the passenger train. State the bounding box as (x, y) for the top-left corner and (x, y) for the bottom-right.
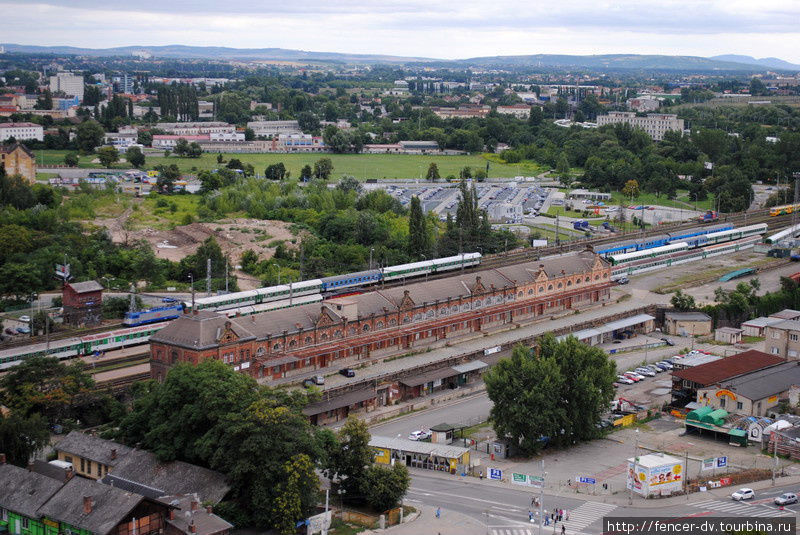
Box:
(0, 323), (167, 371)
(770, 203), (800, 217)
(595, 224), (733, 257)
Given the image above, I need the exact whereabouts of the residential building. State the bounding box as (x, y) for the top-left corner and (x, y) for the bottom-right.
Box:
(626, 96), (660, 112)
(149, 251), (613, 386)
(496, 105), (533, 119)
(568, 189), (612, 202)
(246, 120), (302, 137)
(596, 112), (684, 141)
(157, 123), (235, 136)
(55, 431), (229, 504)
(770, 309), (800, 321)
(663, 311), (712, 336)
(160, 495), (232, 535)
(49, 72), (84, 101)
(197, 100), (214, 119)
(113, 73), (134, 94)
(765, 319), (800, 358)
(0, 143), (36, 183)
(431, 106), (491, 119)
(696, 361), (800, 416)
(363, 140), (442, 155)
(741, 316), (783, 337)
(62, 281), (104, 327)
(671, 349), (785, 406)
(152, 135), (209, 149)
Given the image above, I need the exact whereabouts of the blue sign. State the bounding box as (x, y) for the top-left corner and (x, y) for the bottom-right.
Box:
(489, 468), (503, 480)
(578, 476), (596, 484)
(716, 456), (727, 468)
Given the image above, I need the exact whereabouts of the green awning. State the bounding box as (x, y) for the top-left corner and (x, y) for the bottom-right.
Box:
(700, 409), (728, 426)
(728, 429), (747, 437)
(687, 405), (713, 422)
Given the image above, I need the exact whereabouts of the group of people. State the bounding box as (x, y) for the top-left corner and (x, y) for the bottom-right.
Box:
(528, 506), (569, 534)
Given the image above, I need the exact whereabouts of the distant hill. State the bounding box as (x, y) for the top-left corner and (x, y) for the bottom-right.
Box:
(1, 43), (793, 72)
(458, 53), (771, 71)
(709, 54), (800, 71)
(0, 43), (432, 64)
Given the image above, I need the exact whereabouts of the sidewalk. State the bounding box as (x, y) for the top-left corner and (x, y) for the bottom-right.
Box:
(361, 504), (487, 535)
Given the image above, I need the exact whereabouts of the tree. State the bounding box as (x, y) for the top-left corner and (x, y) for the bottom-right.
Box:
(75, 120), (105, 153)
(749, 77), (768, 96)
(31, 310), (55, 336)
(244, 127), (255, 141)
(408, 196), (429, 260)
(556, 152), (572, 187)
(336, 175), (362, 196)
(327, 417), (372, 497)
(0, 413), (50, 467)
(174, 137), (189, 157)
(313, 157), (334, 180)
(361, 463), (411, 512)
(265, 162), (287, 180)
(426, 163), (440, 182)
(186, 142), (203, 158)
(63, 153), (79, 167)
(35, 89), (53, 110)
(459, 166), (472, 180)
(96, 146), (119, 168)
(671, 290), (696, 311)
(485, 335), (616, 455)
(528, 106), (543, 127)
(154, 164), (180, 194)
(300, 164), (313, 181)
(622, 179), (640, 201)
(125, 146), (145, 168)
(271, 454), (319, 534)
(137, 130), (153, 147)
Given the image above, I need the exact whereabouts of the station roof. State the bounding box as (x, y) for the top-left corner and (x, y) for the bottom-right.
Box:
(369, 435), (469, 460)
(557, 313), (654, 341)
(302, 388), (377, 416)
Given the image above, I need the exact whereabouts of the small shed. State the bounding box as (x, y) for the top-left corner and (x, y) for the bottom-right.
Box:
(430, 423), (468, 445)
(715, 327), (743, 345)
(664, 311), (712, 336)
(740, 317), (782, 337)
(770, 309), (800, 321)
(62, 280), (104, 326)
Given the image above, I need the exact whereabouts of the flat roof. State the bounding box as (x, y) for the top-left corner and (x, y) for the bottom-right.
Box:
(742, 317), (783, 328)
(399, 367), (459, 387)
(716, 327), (743, 334)
(558, 314), (654, 341)
(665, 311), (711, 322)
(370, 435), (469, 459)
(452, 360), (488, 374)
(302, 388), (376, 416)
(676, 354), (722, 368)
(627, 453), (683, 469)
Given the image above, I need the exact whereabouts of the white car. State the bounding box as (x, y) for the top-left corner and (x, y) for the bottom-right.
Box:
(408, 430), (431, 441)
(635, 367), (656, 377)
(606, 206), (619, 212)
(626, 371), (646, 380)
(617, 375), (634, 385)
(731, 488), (755, 501)
(19, 315), (30, 323)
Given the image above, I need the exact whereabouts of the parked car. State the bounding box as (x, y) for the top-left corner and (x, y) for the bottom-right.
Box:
(731, 488), (755, 501)
(15, 326), (30, 334)
(644, 364), (662, 374)
(626, 371), (646, 380)
(623, 372), (642, 382)
(408, 430), (432, 441)
(162, 297), (178, 303)
(19, 315), (30, 323)
(617, 375), (635, 385)
(303, 375), (325, 387)
(339, 368), (356, 378)
(4, 328), (15, 335)
(775, 492), (798, 505)
(655, 361), (673, 370)
(636, 367), (656, 377)
(661, 337), (675, 346)
(617, 277), (630, 285)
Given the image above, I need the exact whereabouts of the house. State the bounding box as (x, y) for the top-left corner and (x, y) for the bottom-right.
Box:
(770, 309), (800, 321)
(0, 459), (64, 535)
(663, 311), (712, 336)
(765, 319), (800, 359)
(160, 494), (232, 535)
(714, 327), (743, 345)
(62, 280), (104, 327)
(0, 143), (36, 184)
(0, 122), (44, 142)
(55, 431), (229, 504)
(671, 349), (785, 407)
(741, 316), (783, 337)
(696, 361), (800, 416)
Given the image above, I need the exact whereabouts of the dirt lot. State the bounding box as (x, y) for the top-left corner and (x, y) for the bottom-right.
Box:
(95, 211), (299, 290)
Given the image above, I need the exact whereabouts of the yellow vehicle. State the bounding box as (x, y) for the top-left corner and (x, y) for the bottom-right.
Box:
(770, 203), (800, 216)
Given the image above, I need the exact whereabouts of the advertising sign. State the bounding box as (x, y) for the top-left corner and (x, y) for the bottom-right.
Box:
(647, 462), (683, 487)
(716, 456), (727, 468)
(489, 468), (502, 480)
(702, 458), (716, 471)
(529, 475), (544, 488)
(512, 473), (528, 485)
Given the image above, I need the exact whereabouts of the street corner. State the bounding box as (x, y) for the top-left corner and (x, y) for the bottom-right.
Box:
(383, 504), (488, 535)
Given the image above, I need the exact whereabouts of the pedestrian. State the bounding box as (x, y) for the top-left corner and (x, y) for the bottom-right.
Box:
(566, 510), (570, 521)
(562, 524), (566, 535)
(529, 510), (534, 522)
(559, 509), (563, 522)
(436, 507), (441, 519)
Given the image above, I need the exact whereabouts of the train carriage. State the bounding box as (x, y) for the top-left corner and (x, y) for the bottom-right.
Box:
(608, 242), (689, 266)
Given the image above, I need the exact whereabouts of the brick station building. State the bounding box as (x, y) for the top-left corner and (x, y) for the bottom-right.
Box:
(149, 251), (613, 383)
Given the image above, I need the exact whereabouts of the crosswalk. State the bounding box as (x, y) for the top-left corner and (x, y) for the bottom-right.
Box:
(489, 503), (616, 535)
(692, 498), (795, 517)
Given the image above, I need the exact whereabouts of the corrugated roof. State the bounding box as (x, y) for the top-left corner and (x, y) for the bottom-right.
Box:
(716, 327), (743, 334)
(557, 314), (654, 341)
(673, 350), (785, 386)
(399, 367), (459, 387)
(303, 388), (377, 416)
(742, 317), (783, 328)
(370, 435), (469, 459)
(68, 280), (104, 293)
(769, 319), (800, 332)
(770, 309), (800, 320)
(452, 360), (488, 374)
(715, 362), (800, 401)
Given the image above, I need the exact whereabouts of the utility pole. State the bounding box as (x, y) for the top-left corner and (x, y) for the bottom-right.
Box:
(555, 213), (560, 246)
(538, 460), (545, 535)
(225, 258), (229, 293)
(206, 258), (211, 296)
(129, 284), (137, 314)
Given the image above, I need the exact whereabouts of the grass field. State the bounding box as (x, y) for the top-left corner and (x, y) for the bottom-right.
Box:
(35, 150), (549, 180)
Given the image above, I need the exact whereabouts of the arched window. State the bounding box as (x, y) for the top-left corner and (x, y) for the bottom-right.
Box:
(538, 286), (544, 293)
(349, 327), (356, 335)
(289, 340), (297, 348)
(518, 291), (524, 298)
(256, 346), (266, 356)
(585, 276), (590, 282)
(170, 351), (179, 364)
(334, 329), (342, 338)
(439, 308), (447, 316)
(528, 289), (534, 295)
(426, 310), (434, 318)
(304, 337), (312, 344)
(321, 333), (329, 341)
(390, 319), (397, 326)
(273, 343), (281, 351)
(474, 300), (482, 308)
(362, 324), (370, 332)
(377, 321), (385, 328)
(451, 306), (458, 313)
(557, 282), (563, 289)
(594, 275), (599, 280)
(567, 280), (572, 287)
(413, 313), (422, 321)
(403, 316), (411, 324)
(603, 273), (608, 278)
(548, 284), (553, 290)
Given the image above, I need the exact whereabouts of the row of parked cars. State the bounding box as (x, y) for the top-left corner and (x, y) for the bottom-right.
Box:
(616, 359), (675, 385)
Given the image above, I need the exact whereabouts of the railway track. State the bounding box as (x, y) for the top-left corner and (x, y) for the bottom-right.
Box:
(0, 322), (124, 350)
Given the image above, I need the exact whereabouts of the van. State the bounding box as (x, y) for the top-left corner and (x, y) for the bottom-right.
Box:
(49, 459), (73, 470)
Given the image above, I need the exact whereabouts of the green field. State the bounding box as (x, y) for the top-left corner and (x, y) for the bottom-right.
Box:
(35, 150), (549, 180)
(609, 190), (714, 211)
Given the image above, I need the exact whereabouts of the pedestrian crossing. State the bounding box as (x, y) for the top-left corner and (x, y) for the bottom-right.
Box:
(562, 502), (617, 532)
(489, 528), (534, 535)
(692, 498), (795, 517)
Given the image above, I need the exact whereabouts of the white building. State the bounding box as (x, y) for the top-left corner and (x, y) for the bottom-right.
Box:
(49, 72), (84, 101)
(158, 122), (234, 135)
(627, 453), (685, 497)
(247, 120), (302, 137)
(0, 122), (44, 142)
(496, 105), (533, 119)
(627, 96), (660, 112)
(596, 112), (684, 141)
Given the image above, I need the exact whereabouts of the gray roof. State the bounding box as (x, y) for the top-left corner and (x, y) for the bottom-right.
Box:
(717, 362), (800, 401)
(303, 388), (377, 416)
(770, 309), (800, 320)
(111, 449), (229, 504)
(55, 431), (133, 467)
(399, 366), (459, 388)
(38, 476), (144, 535)
(452, 360), (488, 374)
(150, 311), (256, 350)
(716, 327), (743, 334)
(0, 463), (63, 517)
(741, 317), (783, 328)
(665, 311), (712, 321)
(369, 435), (469, 459)
(30, 459), (72, 482)
(769, 320), (800, 332)
(68, 280), (104, 293)
(161, 494), (233, 535)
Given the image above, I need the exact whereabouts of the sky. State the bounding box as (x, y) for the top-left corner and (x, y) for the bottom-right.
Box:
(3, 0), (800, 63)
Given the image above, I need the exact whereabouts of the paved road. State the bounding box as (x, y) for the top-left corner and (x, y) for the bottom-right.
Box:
(370, 392), (493, 439)
(408, 471), (800, 535)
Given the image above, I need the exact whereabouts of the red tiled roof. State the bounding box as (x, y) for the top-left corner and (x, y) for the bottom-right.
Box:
(672, 349), (785, 386)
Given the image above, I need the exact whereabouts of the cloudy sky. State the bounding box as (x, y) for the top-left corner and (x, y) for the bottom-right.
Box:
(3, 0), (800, 62)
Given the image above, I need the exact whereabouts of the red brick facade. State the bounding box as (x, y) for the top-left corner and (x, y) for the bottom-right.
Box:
(150, 254), (613, 382)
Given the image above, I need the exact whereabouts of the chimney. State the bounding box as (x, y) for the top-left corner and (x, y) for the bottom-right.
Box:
(66, 467), (74, 480)
(189, 522), (196, 534)
(190, 500), (198, 511)
(83, 496), (93, 514)
(0, 453), (5, 464)
(110, 448), (117, 460)
(168, 508), (175, 520)
(27, 462), (33, 472)
(206, 505), (213, 514)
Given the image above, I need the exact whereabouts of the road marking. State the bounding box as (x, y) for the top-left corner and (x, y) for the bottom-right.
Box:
(408, 486), (528, 509)
(691, 498), (794, 517)
(555, 502), (617, 532)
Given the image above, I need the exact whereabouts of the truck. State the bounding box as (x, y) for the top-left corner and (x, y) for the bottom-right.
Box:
(572, 220), (590, 230)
